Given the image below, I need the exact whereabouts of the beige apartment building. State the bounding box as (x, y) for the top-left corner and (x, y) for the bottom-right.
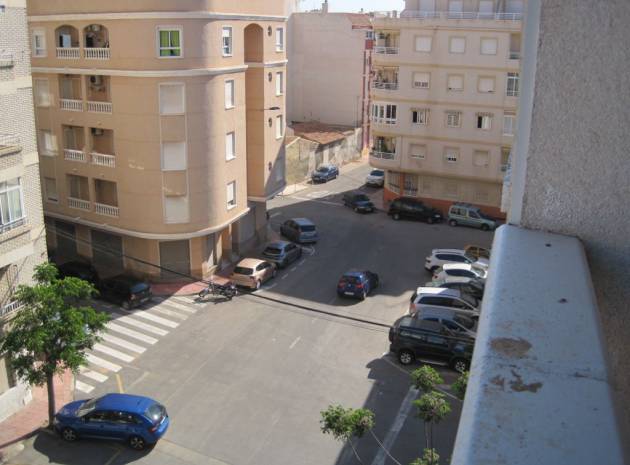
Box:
(370, 0), (523, 217)
(27, 0), (288, 280)
(0, 0), (48, 421)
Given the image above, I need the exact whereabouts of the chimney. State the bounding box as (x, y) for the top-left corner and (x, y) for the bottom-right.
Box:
(322, 0), (328, 13)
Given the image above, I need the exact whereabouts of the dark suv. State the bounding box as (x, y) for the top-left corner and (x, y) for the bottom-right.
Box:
(342, 191), (375, 213)
(388, 197), (443, 224)
(389, 316), (474, 372)
(98, 275), (152, 310)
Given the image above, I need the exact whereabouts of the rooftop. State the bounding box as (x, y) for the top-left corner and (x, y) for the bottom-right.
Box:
(290, 121), (355, 146)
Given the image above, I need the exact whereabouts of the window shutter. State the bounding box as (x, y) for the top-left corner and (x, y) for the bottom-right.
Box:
(413, 72), (430, 88)
(161, 142), (187, 170)
(447, 75), (463, 90)
(479, 77), (495, 92)
(159, 84), (185, 114)
(481, 38), (498, 55)
(415, 36), (432, 52)
(450, 37), (466, 53)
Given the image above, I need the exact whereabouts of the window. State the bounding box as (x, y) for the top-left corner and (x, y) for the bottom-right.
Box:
(159, 83), (185, 114)
(476, 113), (493, 130)
(33, 79), (50, 107)
(387, 171), (401, 194)
(420, 177), (432, 193)
(411, 108), (429, 126)
(164, 196), (189, 223)
(412, 72), (430, 89)
(275, 115), (284, 139)
(409, 144), (426, 160)
(157, 27), (182, 57)
(276, 72), (283, 96)
(473, 150), (490, 167)
(225, 132), (235, 160)
(224, 80), (235, 109)
(276, 28), (284, 52)
(480, 38), (498, 55)
(446, 111), (461, 128)
(447, 74), (464, 91)
(478, 76), (495, 93)
(161, 142), (187, 170)
(366, 30), (374, 40)
(227, 181), (236, 209)
(448, 0), (463, 15)
(445, 148), (459, 163)
(0, 179), (24, 228)
(479, 0), (495, 17)
(503, 112), (516, 136)
(449, 37), (466, 54)
(372, 103), (397, 124)
(38, 130), (57, 155)
(404, 174), (418, 196)
(507, 72), (520, 96)
(414, 36), (432, 52)
(222, 26), (232, 56)
(32, 29), (46, 57)
(443, 181), (459, 198)
(501, 147), (511, 172)
(44, 177), (58, 202)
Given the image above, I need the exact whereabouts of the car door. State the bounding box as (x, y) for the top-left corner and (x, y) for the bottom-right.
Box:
(418, 321), (452, 362)
(468, 210), (481, 227)
(286, 244), (298, 262)
(80, 411), (113, 438)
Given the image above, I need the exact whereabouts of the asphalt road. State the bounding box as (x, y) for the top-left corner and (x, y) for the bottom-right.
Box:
(9, 162), (494, 465)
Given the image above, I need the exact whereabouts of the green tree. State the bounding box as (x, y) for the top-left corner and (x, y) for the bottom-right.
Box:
(411, 365), (443, 394)
(409, 448), (440, 465)
(451, 371), (469, 400)
(0, 263), (108, 427)
(321, 404), (374, 463)
(413, 391), (451, 460)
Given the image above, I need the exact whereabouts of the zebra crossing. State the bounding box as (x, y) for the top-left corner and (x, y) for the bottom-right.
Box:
(75, 295), (200, 394)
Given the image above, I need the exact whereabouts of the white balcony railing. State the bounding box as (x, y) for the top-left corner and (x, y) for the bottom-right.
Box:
(370, 150), (396, 160)
(63, 149), (87, 163)
(56, 47), (80, 59)
(68, 197), (90, 211)
(84, 48), (110, 60)
(0, 301), (23, 318)
(59, 98), (83, 111)
(509, 51), (521, 59)
(91, 152), (115, 168)
(86, 101), (112, 113)
(391, 10), (522, 21)
(95, 202), (119, 217)
(374, 46), (399, 54)
(373, 81), (399, 90)
(372, 117), (397, 125)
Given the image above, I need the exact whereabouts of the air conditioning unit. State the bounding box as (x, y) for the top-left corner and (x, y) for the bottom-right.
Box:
(90, 75), (103, 86)
(91, 128), (104, 136)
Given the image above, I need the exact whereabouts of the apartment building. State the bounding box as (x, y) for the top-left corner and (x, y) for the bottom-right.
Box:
(27, 1), (288, 280)
(370, 0), (524, 217)
(0, 1), (48, 421)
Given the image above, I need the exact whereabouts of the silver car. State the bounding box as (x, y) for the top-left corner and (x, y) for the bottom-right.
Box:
(262, 241), (302, 268)
(365, 169), (385, 187)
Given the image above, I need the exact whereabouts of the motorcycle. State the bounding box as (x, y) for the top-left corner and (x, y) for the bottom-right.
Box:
(198, 280), (237, 301)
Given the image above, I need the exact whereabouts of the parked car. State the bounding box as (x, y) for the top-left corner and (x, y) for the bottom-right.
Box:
(280, 218), (319, 244)
(311, 164), (339, 183)
(389, 316), (473, 371)
(365, 169), (385, 187)
(57, 261), (100, 286)
(342, 191), (375, 213)
(98, 275), (152, 310)
(425, 278), (485, 303)
(424, 249), (489, 273)
(433, 263), (487, 283)
(411, 306), (477, 338)
(447, 203), (497, 231)
(388, 197), (443, 224)
(464, 244), (491, 260)
(408, 287), (479, 316)
(262, 241), (302, 268)
(337, 270), (379, 300)
(230, 258), (277, 290)
(54, 393), (169, 450)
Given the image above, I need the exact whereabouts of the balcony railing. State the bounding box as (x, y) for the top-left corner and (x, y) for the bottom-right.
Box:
(64, 148), (87, 163)
(509, 51), (521, 59)
(370, 150), (396, 160)
(374, 46), (399, 54)
(373, 81), (399, 90)
(0, 217), (26, 234)
(68, 197), (90, 211)
(0, 52), (14, 68)
(0, 134), (21, 155)
(86, 101), (112, 113)
(84, 48), (110, 60)
(388, 10), (522, 21)
(0, 301), (23, 318)
(372, 117), (397, 125)
(95, 202), (119, 217)
(59, 98), (83, 111)
(56, 47), (80, 59)
(91, 152), (115, 168)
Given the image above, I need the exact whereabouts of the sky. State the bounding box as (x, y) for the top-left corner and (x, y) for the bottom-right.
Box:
(299, 0), (405, 13)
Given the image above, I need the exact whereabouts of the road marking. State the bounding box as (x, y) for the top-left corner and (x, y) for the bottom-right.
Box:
(162, 300), (197, 313)
(100, 333), (146, 354)
(270, 212), (281, 218)
(292, 195), (343, 207)
(262, 283), (277, 290)
(171, 295), (198, 305)
(111, 313), (169, 336)
(151, 305), (189, 320)
(79, 368), (108, 383)
(75, 380), (95, 393)
(106, 322), (158, 344)
(290, 267), (297, 272)
(132, 311), (179, 328)
(326, 295), (338, 304)
(93, 343), (135, 363)
(289, 336), (301, 349)
(298, 259), (306, 266)
(103, 448), (123, 465)
(369, 387), (418, 465)
(116, 374), (124, 393)
(86, 353), (121, 372)
(281, 274), (289, 280)
(156, 439), (232, 465)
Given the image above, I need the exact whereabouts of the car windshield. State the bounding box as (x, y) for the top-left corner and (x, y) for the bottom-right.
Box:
(464, 252), (477, 262)
(234, 266), (254, 275)
(299, 225), (316, 232)
(454, 315), (475, 330)
(264, 247), (283, 255)
(77, 397), (101, 417)
(461, 293), (477, 307)
(316, 167), (329, 173)
(130, 282), (149, 293)
(354, 194), (370, 202)
(370, 170), (384, 176)
(145, 403), (166, 425)
(472, 265), (487, 277)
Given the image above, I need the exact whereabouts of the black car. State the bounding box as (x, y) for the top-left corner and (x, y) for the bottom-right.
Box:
(98, 275), (152, 310)
(311, 165), (339, 183)
(388, 197), (443, 223)
(389, 316), (473, 372)
(57, 261), (100, 286)
(342, 191), (375, 213)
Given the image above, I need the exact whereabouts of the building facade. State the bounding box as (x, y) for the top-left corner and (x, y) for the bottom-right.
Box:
(0, 0), (48, 421)
(370, 0), (524, 217)
(27, 0), (288, 281)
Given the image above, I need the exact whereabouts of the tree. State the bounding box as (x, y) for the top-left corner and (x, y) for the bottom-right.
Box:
(321, 404), (374, 464)
(0, 263), (108, 427)
(413, 391), (451, 461)
(409, 448), (440, 465)
(411, 365), (443, 394)
(451, 371), (469, 400)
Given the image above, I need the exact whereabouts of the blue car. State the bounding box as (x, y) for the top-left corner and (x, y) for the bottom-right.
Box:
(54, 393), (169, 450)
(311, 164), (339, 183)
(337, 270), (379, 300)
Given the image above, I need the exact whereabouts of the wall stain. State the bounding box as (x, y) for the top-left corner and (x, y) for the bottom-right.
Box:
(490, 337), (532, 358)
(509, 370), (543, 393)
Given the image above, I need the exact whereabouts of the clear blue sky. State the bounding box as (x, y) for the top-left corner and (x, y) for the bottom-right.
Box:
(299, 0), (405, 13)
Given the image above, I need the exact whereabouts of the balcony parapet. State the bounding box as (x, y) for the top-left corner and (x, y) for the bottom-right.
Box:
(373, 81), (399, 90)
(56, 47), (80, 59)
(374, 46), (399, 55)
(68, 197), (90, 211)
(450, 225), (625, 465)
(95, 202), (119, 218)
(84, 48), (110, 60)
(64, 148), (86, 163)
(60, 98), (83, 111)
(370, 150), (396, 160)
(91, 152), (115, 168)
(373, 10), (522, 21)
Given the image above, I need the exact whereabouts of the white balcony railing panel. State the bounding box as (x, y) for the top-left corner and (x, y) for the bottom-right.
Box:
(59, 99), (83, 111)
(374, 46), (399, 55)
(0, 301), (23, 318)
(63, 149), (86, 163)
(86, 101), (112, 113)
(84, 48), (110, 60)
(370, 150), (396, 160)
(373, 82), (399, 90)
(56, 47), (80, 59)
(91, 152), (115, 168)
(95, 202), (119, 217)
(68, 197), (90, 211)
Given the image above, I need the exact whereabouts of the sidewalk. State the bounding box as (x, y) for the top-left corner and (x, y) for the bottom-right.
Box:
(0, 370), (74, 463)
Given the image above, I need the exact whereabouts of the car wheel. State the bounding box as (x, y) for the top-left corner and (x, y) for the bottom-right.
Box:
(398, 350), (414, 366)
(361, 290), (367, 300)
(272, 269), (277, 278)
(255, 280), (261, 290)
(451, 358), (470, 373)
(449, 219), (457, 227)
(481, 224), (490, 231)
(61, 427), (77, 442)
(393, 213), (401, 221)
(122, 300), (131, 310)
(427, 217), (434, 224)
(128, 435), (146, 451)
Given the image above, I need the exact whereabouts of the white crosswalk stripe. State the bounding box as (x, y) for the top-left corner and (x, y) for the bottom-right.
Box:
(160, 299), (197, 314)
(79, 368), (108, 383)
(75, 380), (95, 393)
(111, 312), (169, 336)
(150, 305), (188, 320)
(93, 343), (135, 363)
(131, 310), (179, 328)
(172, 295), (198, 305)
(100, 333), (146, 354)
(106, 322), (158, 345)
(86, 353), (121, 372)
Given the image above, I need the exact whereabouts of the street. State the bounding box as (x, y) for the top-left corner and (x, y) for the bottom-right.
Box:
(9, 162), (493, 465)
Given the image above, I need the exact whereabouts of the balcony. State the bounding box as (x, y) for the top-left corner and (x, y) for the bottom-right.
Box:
(56, 25), (80, 59)
(374, 46), (399, 55)
(0, 301), (23, 319)
(0, 134), (21, 156)
(91, 152), (115, 168)
(393, 10), (522, 21)
(94, 202), (119, 218)
(84, 48), (110, 60)
(59, 98), (83, 112)
(372, 81), (398, 90)
(63, 148), (86, 163)
(370, 150), (396, 160)
(68, 197), (90, 211)
(84, 24), (110, 60)
(56, 47), (80, 59)
(86, 101), (112, 113)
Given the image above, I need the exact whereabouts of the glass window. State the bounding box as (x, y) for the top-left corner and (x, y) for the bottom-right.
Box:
(222, 27), (232, 56)
(225, 132), (235, 160)
(157, 27), (182, 57)
(159, 83), (185, 114)
(445, 148), (459, 163)
(480, 38), (498, 55)
(224, 80), (235, 109)
(446, 111), (461, 128)
(145, 403), (166, 424)
(33, 79), (50, 107)
(161, 142), (187, 170)
(411, 108), (429, 125)
(0, 178), (24, 227)
(507, 72), (520, 96)
(449, 37), (466, 54)
(275, 115), (284, 139)
(409, 144), (426, 160)
(227, 181), (236, 209)
(477, 113), (493, 130)
(372, 103), (397, 124)
(473, 150), (490, 167)
(32, 29), (46, 57)
(415, 36), (432, 52)
(503, 112), (516, 136)
(276, 72), (283, 96)
(44, 177), (58, 202)
(276, 28), (284, 52)
(38, 130), (57, 155)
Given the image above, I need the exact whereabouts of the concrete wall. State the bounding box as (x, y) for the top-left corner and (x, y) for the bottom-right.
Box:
(508, 0), (630, 441)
